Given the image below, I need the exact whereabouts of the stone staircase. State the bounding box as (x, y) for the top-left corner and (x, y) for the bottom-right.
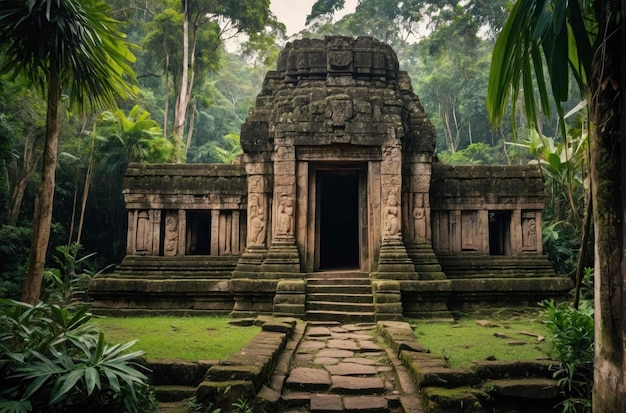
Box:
(306, 271), (375, 323)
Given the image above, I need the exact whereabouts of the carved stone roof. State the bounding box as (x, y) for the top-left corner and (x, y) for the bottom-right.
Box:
(241, 36), (435, 154)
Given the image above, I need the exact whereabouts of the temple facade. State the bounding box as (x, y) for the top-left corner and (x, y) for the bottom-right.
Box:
(89, 36), (572, 320)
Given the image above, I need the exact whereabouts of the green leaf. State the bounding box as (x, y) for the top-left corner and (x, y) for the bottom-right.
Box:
(50, 369), (84, 404)
(84, 366), (100, 395)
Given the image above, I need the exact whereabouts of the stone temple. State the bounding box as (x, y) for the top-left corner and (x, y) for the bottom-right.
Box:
(89, 36), (572, 321)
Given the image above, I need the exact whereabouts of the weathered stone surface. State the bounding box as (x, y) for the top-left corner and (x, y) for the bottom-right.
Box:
(326, 362), (378, 376)
(471, 359), (558, 380)
(299, 341), (327, 352)
(142, 359), (205, 386)
(285, 367), (331, 391)
(421, 386), (487, 413)
(316, 349), (356, 358)
(357, 341), (382, 352)
(343, 395), (388, 412)
(415, 367), (479, 388)
(489, 378), (560, 399)
(314, 357), (340, 365)
(310, 394), (344, 412)
(330, 376), (385, 394)
(89, 35), (571, 322)
(309, 326), (333, 337)
(327, 339), (360, 351)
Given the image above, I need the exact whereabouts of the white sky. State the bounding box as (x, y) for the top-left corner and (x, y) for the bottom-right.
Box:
(270, 0), (358, 35)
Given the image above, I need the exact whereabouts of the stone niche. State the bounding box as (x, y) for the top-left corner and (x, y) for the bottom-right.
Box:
(89, 36), (572, 318)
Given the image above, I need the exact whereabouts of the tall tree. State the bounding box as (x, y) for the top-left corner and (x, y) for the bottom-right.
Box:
(148, 0), (273, 162)
(486, 0), (625, 409)
(0, 0), (136, 304)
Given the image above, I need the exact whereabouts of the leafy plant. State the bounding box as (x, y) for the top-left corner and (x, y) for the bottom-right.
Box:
(231, 398), (253, 413)
(542, 222), (579, 276)
(42, 243), (112, 308)
(0, 300), (155, 413)
(540, 299), (593, 413)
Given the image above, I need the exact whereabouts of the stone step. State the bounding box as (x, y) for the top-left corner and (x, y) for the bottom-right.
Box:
(307, 277), (372, 286)
(153, 385), (196, 403)
(308, 292), (373, 303)
(308, 271), (370, 279)
(307, 300), (375, 313)
(307, 310), (375, 323)
(307, 284), (372, 294)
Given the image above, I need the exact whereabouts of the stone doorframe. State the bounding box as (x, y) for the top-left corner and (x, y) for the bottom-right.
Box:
(303, 162), (369, 273)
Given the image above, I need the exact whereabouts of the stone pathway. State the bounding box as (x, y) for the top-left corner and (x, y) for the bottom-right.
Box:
(279, 323), (422, 413)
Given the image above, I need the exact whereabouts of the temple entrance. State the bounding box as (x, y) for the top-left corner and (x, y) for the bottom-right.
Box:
(317, 170), (361, 270)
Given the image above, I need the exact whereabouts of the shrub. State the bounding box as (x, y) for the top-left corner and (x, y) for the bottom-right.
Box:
(0, 300), (156, 413)
(540, 299), (594, 413)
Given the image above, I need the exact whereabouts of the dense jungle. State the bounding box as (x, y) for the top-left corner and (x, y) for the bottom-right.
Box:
(0, 0), (623, 411)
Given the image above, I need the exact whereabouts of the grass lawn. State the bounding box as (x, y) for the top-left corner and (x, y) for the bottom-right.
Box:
(93, 316), (261, 361)
(411, 312), (552, 369)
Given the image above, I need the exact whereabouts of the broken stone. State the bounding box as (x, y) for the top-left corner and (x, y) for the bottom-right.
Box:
(493, 332), (508, 338)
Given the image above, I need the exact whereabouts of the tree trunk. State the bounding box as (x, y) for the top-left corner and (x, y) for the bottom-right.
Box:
(172, 0), (190, 162)
(21, 64), (61, 304)
(590, 0), (625, 408)
(8, 133), (43, 226)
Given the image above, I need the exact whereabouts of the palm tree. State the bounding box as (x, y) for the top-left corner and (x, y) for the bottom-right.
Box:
(0, 0), (136, 304)
(486, 0), (624, 410)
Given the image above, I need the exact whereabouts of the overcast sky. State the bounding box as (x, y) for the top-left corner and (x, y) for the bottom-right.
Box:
(270, 0), (357, 35)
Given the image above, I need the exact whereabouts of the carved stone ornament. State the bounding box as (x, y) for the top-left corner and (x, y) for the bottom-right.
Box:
(248, 194), (266, 245)
(164, 213), (179, 256)
(384, 189), (402, 237)
(277, 194), (295, 235)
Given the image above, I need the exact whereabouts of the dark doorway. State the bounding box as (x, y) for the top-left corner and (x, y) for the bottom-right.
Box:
(186, 211), (211, 255)
(488, 211), (511, 255)
(318, 171), (360, 269)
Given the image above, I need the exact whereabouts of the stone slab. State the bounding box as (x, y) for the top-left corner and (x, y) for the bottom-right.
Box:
(343, 357), (378, 365)
(325, 363), (378, 376)
(308, 326), (333, 337)
(299, 341), (327, 352)
(343, 396), (388, 412)
(310, 393), (344, 412)
(358, 341), (382, 352)
(316, 349), (355, 359)
(314, 357), (340, 365)
(330, 376), (385, 394)
(285, 367), (331, 391)
(327, 339), (360, 351)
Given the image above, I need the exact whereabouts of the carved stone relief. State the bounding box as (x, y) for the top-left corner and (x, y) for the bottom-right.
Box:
(277, 194), (295, 236)
(248, 194), (266, 245)
(522, 212), (537, 250)
(384, 189), (401, 237)
(164, 212), (179, 256)
(412, 192), (427, 240)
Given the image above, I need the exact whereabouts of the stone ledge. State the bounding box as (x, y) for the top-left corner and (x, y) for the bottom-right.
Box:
(377, 320), (565, 412)
(196, 317), (301, 411)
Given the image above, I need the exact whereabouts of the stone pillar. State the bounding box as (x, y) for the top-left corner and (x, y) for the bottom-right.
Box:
(232, 210), (240, 254)
(232, 156), (274, 317)
(261, 139), (301, 277)
(127, 210), (137, 255)
(177, 209), (186, 256)
(210, 209), (219, 256)
(163, 210), (180, 257)
(522, 211), (540, 253)
(404, 154), (446, 281)
(374, 128), (417, 281)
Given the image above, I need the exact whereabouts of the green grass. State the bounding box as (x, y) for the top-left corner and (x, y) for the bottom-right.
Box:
(411, 313), (551, 369)
(93, 316), (261, 361)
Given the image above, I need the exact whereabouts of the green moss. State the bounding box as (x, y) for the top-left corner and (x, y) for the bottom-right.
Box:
(93, 316), (261, 361)
(411, 314), (550, 368)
